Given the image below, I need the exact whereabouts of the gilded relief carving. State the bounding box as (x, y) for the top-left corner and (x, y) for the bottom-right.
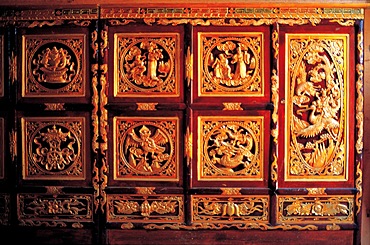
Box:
(17, 194), (93, 226)
(100, 7), (363, 20)
(191, 195), (268, 223)
(286, 34), (348, 180)
(114, 117), (179, 181)
(198, 116), (263, 180)
(107, 194), (184, 223)
(199, 33), (263, 96)
(114, 33), (180, 97)
(22, 34), (85, 97)
(22, 117), (85, 180)
(277, 195), (354, 224)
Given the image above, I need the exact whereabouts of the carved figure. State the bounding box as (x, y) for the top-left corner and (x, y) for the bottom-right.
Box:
(125, 125), (170, 172)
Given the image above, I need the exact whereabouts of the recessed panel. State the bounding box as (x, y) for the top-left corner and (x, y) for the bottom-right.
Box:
(107, 194), (184, 223)
(0, 35), (3, 98)
(17, 193), (93, 225)
(198, 32), (264, 97)
(22, 34), (86, 98)
(191, 194), (269, 224)
(113, 116), (180, 182)
(277, 194), (354, 224)
(114, 33), (180, 98)
(284, 34), (349, 182)
(21, 117), (87, 180)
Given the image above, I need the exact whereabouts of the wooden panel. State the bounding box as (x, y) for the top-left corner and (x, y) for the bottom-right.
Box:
(106, 230), (355, 245)
(17, 26), (91, 105)
(277, 24), (356, 189)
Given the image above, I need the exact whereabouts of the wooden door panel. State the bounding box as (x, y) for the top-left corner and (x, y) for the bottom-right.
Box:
(277, 24), (357, 189)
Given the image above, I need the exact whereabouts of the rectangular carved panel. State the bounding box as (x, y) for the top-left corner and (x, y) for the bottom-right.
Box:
(21, 117), (87, 180)
(191, 194), (269, 224)
(22, 33), (86, 98)
(107, 194), (184, 223)
(277, 195), (354, 224)
(17, 193), (93, 226)
(0, 193), (10, 225)
(113, 116), (180, 182)
(284, 33), (350, 182)
(114, 32), (181, 98)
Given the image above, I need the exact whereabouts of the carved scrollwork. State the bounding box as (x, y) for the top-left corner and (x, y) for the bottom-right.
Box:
(192, 195), (268, 223)
(278, 195), (354, 224)
(107, 194), (184, 223)
(18, 194), (93, 227)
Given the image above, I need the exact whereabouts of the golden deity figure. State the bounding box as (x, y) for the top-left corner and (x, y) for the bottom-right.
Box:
(124, 125), (170, 173)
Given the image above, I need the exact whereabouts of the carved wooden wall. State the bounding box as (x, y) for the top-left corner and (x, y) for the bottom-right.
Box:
(0, 5), (365, 245)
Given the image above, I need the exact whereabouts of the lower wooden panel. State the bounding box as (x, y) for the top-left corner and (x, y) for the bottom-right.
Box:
(0, 227), (97, 244)
(106, 230), (354, 245)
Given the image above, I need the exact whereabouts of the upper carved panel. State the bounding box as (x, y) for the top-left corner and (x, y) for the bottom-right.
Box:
(285, 34), (349, 181)
(114, 33), (180, 98)
(198, 32), (263, 97)
(22, 34), (86, 98)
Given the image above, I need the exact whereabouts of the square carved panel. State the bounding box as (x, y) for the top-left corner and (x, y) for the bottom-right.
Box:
(191, 110), (270, 188)
(22, 34), (86, 98)
(21, 117), (87, 180)
(114, 32), (181, 98)
(190, 25), (271, 106)
(113, 116), (180, 181)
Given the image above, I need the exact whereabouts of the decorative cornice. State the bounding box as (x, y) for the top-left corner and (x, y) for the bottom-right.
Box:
(0, 7), (364, 21)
